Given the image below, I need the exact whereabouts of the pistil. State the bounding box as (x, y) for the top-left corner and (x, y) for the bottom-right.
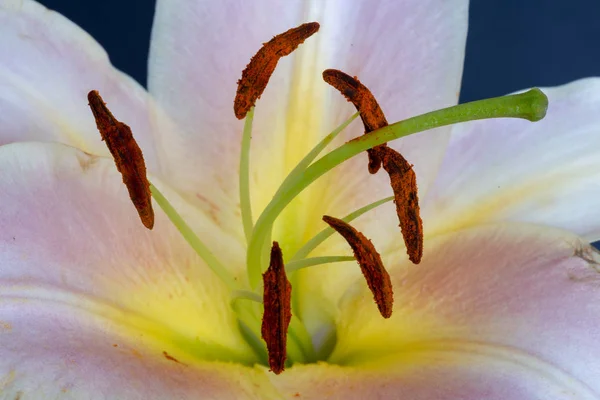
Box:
(246, 87), (548, 289)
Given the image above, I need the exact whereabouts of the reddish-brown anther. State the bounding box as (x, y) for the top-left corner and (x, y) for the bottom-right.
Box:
(322, 69), (424, 264)
(87, 90), (154, 230)
(234, 22), (320, 119)
(376, 146), (423, 264)
(322, 216), (393, 318)
(261, 241), (292, 374)
(322, 68), (389, 173)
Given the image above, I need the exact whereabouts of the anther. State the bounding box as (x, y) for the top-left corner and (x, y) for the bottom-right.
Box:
(261, 241), (292, 374)
(234, 22), (320, 119)
(87, 90), (154, 229)
(378, 146), (423, 263)
(322, 216), (393, 318)
(322, 69), (423, 263)
(322, 69), (388, 173)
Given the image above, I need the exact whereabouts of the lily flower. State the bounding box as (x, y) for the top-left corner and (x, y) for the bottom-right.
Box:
(1, 0), (599, 399)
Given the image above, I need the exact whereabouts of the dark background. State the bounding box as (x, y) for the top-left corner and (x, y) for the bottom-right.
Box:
(36, 0), (600, 102)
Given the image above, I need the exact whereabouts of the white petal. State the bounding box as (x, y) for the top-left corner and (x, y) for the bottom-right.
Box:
(0, 142), (253, 363)
(148, 0), (468, 245)
(0, 300), (280, 399)
(0, 0), (165, 172)
(329, 222), (600, 395)
(270, 359), (598, 400)
(423, 78), (600, 241)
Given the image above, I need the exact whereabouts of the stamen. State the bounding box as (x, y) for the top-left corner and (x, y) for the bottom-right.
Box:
(322, 216), (393, 318)
(378, 146), (423, 263)
(261, 241), (292, 374)
(321, 70), (423, 263)
(322, 69), (388, 173)
(87, 90), (154, 229)
(234, 22), (320, 119)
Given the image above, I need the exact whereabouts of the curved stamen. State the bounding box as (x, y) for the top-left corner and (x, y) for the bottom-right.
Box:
(234, 22), (320, 119)
(323, 216), (393, 318)
(88, 90), (154, 229)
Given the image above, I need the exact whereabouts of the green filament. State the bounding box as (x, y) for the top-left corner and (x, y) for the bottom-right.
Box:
(286, 256), (356, 273)
(275, 112), (359, 197)
(240, 107), (255, 243)
(289, 315), (317, 361)
(149, 183), (237, 291)
(230, 289), (263, 304)
(291, 196), (394, 261)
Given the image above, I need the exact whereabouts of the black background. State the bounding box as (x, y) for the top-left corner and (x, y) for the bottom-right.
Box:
(36, 0), (600, 101)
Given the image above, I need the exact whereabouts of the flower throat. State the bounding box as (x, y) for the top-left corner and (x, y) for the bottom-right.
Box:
(87, 22), (548, 374)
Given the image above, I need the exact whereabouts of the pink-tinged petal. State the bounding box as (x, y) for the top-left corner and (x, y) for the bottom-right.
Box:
(423, 78), (600, 241)
(0, 1), (166, 172)
(0, 301), (280, 400)
(270, 359), (598, 400)
(324, 222), (600, 396)
(0, 142), (253, 363)
(148, 0), (468, 244)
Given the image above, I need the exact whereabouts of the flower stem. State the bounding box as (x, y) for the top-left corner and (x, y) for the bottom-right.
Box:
(149, 183), (237, 290)
(247, 89), (549, 287)
(240, 107), (255, 243)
